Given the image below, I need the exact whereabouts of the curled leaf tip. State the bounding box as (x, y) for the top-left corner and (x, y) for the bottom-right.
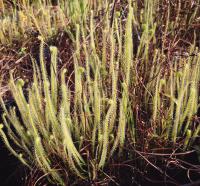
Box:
(37, 35), (43, 41)
(17, 79), (25, 87)
(0, 124), (4, 129)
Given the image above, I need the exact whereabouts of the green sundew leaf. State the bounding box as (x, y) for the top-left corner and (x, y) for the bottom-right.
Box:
(90, 10), (96, 53)
(99, 100), (114, 168)
(1, 113), (22, 147)
(9, 76), (30, 129)
(180, 83), (198, 134)
(50, 46), (58, 111)
(0, 96), (9, 115)
(110, 99), (123, 155)
(115, 17), (123, 62)
(81, 22), (91, 90)
(92, 70), (101, 152)
(0, 124), (31, 168)
(75, 24), (81, 60)
(101, 28), (108, 77)
(32, 70), (43, 113)
(119, 83), (128, 148)
(45, 94), (61, 141)
(34, 137), (49, 167)
(28, 91), (48, 139)
(108, 28), (118, 132)
(152, 73), (161, 122)
(27, 104), (39, 137)
(183, 129), (191, 150)
(60, 69), (72, 130)
(67, 152), (86, 179)
(193, 124), (200, 139)
(38, 46), (60, 140)
(163, 93), (177, 104)
(60, 107), (84, 166)
(34, 137), (62, 184)
(38, 36), (49, 85)
(128, 105), (136, 144)
(7, 108), (30, 145)
(124, 5), (133, 86)
(74, 60), (86, 135)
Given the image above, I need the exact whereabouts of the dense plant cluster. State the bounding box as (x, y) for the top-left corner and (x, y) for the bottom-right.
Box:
(0, 0), (200, 185)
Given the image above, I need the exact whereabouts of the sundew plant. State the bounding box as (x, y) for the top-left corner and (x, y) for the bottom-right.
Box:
(0, 0), (200, 185)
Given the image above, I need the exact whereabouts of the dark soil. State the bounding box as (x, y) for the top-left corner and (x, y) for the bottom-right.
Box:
(0, 141), (27, 186)
(0, 99), (26, 186)
(0, 145), (199, 186)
